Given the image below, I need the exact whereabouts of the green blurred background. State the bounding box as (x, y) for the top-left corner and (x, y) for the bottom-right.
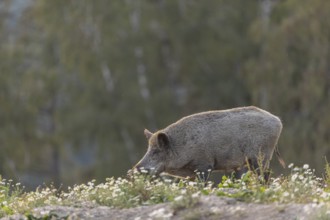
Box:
(0, 0), (329, 189)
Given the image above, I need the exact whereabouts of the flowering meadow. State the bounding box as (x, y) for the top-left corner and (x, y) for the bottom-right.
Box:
(1, 163), (330, 218)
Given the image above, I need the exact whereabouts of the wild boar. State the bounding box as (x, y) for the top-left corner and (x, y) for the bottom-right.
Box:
(134, 106), (285, 181)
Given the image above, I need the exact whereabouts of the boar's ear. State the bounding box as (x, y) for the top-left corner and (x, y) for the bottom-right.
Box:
(144, 129), (153, 140)
(157, 132), (170, 149)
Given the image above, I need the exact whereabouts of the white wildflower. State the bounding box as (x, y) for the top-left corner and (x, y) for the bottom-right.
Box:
(140, 168), (148, 174)
(174, 195), (183, 202)
(39, 210), (50, 216)
(283, 192), (290, 197)
(180, 189), (187, 195)
(192, 192), (200, 198)
(188, 181), (197, 186)
(303, 164), (309, 169)
(291, 174), (298, 182)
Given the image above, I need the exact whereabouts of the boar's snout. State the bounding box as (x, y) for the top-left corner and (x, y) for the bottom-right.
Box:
(133, 155), (165, 176)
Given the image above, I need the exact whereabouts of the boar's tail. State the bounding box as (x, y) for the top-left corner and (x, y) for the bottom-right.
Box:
(275, 145), (286, 168)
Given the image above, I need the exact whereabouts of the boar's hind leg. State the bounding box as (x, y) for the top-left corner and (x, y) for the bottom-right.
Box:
(231, 159), (259, 179)
(247, 158), (270, 182)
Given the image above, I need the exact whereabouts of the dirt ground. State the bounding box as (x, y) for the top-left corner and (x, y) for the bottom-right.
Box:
(2, 196), (328, 220)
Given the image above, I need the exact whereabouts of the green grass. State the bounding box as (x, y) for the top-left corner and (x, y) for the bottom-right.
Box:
(1, 163), (330, 218)
(324, 158), (330, 192)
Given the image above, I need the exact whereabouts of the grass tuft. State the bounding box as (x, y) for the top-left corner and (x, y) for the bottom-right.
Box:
(324, 158), (330, 192)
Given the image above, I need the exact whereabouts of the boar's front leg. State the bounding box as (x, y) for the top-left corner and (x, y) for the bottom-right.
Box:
(233, 167), (248, 179)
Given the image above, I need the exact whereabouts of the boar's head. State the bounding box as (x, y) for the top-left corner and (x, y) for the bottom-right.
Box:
(134, 129), (172, 175)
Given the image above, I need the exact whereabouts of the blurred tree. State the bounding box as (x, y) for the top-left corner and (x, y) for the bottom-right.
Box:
(245, 0), (330, 171)
(24, 0), (260, 186)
